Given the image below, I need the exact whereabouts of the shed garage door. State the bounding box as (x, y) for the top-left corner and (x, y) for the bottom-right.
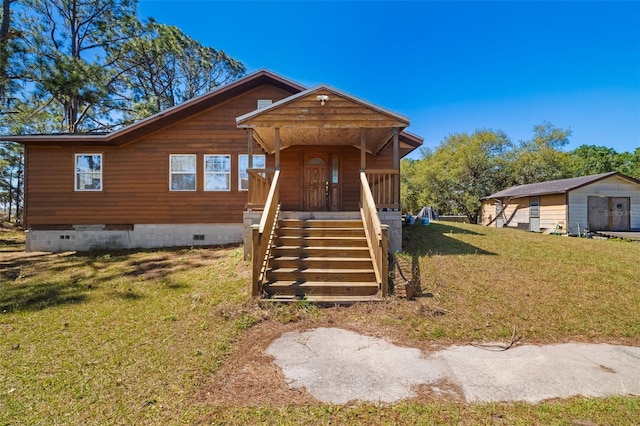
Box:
(610, 197), (631, 231)
(588, 196), (630, 231)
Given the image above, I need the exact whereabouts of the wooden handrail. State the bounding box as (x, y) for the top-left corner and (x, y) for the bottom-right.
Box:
(365, 169), (399, 210)
(247, 168), (276, 210)
(252, 170), (280, 296)
(360, 171), (389, 297)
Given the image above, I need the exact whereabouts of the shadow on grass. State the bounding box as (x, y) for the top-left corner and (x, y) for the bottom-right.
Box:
(0, 245), (233, 312)
(402, 222), (496, 257)
(0, 281), (88, 312)
(392, 223), (496, 298)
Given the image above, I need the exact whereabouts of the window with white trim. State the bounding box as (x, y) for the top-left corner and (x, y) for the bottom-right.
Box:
(75, 154), (102, 191)
(204, 154), (231, 191)
(239, 154), (266, 191)
(257, 99), (272, 109)
(170, 154), (196, 191)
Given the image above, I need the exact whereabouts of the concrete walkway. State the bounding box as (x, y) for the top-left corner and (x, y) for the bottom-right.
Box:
(266, 327), (640, 404)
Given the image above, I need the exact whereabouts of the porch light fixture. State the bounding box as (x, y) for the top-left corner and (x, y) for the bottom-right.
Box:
(316, 95), (329, 106)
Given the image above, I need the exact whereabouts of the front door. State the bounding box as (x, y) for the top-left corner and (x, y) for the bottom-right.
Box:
(529, 196), (540, 232)
(303, 154), (328, 211)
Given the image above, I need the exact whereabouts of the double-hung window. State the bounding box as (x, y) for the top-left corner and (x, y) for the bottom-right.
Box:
(238, 154), (265, 191)
(170, 154), (197, 191)
(204, 154), (231, 191)
(75, 154), (102, 191)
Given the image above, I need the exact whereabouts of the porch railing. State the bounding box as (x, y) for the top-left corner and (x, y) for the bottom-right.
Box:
(360, 171), (389, 297)
(247, 168), (276, 210)
(251, 170), (281, 296)
(365, 169), (399, 210)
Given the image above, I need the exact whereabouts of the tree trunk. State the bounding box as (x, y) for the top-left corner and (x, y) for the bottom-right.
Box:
(0, 0), (12, 103)
(7, 167), (12, 222)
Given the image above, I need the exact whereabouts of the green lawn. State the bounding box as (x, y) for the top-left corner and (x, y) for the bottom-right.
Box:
(1, 223), (638, 425)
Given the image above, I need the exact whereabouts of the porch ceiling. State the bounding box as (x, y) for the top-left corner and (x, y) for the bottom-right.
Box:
(236, 85), (410, 155)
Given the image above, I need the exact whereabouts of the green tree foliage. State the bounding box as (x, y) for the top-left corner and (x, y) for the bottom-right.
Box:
(570, 144), (640, 179)
(400, 158), (419, 215)
(507, 122), (574, 185)
(403, 123), (586, 221)
(112, 20), (245, 121)
(619, 148), (640, 179)
(407, 129), (512, 223)
(0, 0), (245, 134)
(13, 0), (140, 133)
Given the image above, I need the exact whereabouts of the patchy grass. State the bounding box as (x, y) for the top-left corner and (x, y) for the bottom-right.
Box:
(1, 224), (639, 424)
(0, 223), (24, 252)
(396, 222), (640, 345)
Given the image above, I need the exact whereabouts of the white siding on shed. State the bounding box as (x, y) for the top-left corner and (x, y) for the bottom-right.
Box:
(567, 175), (640, 234)
(539, 194), (567, 231)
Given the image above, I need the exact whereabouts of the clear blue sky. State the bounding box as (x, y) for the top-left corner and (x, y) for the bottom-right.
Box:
(138, 0), (640, 158)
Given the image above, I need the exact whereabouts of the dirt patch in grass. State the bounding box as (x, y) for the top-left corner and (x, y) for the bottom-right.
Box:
(198, 320), (313, 407)
(197, 302), (469, 408)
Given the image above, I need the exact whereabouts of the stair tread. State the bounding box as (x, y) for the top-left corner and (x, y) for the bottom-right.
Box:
(274, 245), (369, 249)
(277, 235), (366, 239)
(271, 256), (372, 261)
(268, 268), (374, 273)
(278, 226), (363, 230)
(278, 219), (362, 226)
(265, 280), (378, 287)
(266, 295), (384, 304)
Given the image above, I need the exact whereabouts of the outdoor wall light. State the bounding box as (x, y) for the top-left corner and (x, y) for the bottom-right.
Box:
(316, 95), (329, 105)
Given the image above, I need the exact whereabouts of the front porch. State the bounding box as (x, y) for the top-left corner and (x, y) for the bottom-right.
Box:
(236, 84), (419, 301)
(243, 168), (402, 302)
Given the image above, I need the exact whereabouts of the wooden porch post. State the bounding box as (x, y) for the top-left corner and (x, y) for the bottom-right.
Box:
(392, 127), (399, 170)
(360, 128), (366, 171)
(392, 127), (399, 209)
(247, 128), (254, 169)
(275, 127), (281, 170)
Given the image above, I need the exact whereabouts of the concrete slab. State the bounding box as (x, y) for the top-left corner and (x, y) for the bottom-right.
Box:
(433, 343), (640, 403)
(266, 327), (449, 404)
(266, 327), (640, 404)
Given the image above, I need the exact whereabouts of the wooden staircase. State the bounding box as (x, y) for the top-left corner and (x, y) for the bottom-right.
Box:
(261, 216), (383, 303)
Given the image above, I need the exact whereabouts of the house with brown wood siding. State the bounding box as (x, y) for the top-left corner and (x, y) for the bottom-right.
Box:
(5, 70), (422, 302)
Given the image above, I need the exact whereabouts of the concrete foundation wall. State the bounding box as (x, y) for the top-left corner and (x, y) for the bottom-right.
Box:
(378, 211), (402, 253)
(28, 211), (403, 255)
(26, 224), (244, 252)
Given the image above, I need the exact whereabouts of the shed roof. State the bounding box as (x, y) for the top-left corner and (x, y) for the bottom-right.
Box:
(483, 172), (640, 199)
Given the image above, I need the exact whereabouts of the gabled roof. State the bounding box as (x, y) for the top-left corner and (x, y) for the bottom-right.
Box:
(237, 84), (410, 127)
(484, 172), (640, 199)
(3, 69), (306, 146)
(3, 69), (422, 157)
(236, 85), (411, 155)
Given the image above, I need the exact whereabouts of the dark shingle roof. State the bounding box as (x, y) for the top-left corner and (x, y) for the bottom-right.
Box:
(483, 172), (639, 199)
